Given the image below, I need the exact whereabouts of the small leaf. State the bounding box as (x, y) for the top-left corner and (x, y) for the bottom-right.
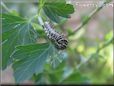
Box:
(43, 7), (61, 23)
(12, 43), (52, 83)
(43, 0), (74, 23)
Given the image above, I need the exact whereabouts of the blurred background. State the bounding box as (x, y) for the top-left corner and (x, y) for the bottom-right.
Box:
(1, 0), (113, 84)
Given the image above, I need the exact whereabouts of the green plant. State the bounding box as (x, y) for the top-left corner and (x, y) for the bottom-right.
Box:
(1, 0), (113, 84)
(1, 0), (74, 83)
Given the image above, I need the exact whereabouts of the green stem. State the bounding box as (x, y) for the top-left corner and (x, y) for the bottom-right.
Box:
(77, 36), (113, 70)
(38, 0), (45, 16)
(32, 73), (38, 83)
(96, 37), (113, 53)
(29, 0), (46, 24)
(1, 1), (11, 13)
(68, 0), (112, 36)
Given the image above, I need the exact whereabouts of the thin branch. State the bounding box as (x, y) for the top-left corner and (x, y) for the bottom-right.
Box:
(32, 73), (38, 83)
(96, 36), (114, 53)
(76, 36), (113, 70)
(68, 0), (112, 36)
(1, 1), (11, 13)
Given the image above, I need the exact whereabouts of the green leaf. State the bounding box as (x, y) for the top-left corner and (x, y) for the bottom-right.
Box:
(61, 71), (90, 84)
(50, 51), (68, 68)
(35, 62), (65, 84)
(31, 23), (45, 37)
(43, 7), (61, 23)
(43, 0), (74, 23)
(2, 14), (38, 70)
(35, 73), (49, 84)
(12, 43), (52, 83)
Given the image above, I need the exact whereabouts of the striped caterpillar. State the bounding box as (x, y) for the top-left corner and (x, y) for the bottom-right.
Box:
(42, 22), (68, 50)
(38, 17), (68, 50)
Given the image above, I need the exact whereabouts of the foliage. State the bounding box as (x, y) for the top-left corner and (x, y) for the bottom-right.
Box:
(1, 0), (113, 84)
(2, 14), (38, 70)
(43, 0), (74, 23)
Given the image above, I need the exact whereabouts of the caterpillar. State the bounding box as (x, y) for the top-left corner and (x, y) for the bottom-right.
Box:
(42, 22), (68, 50)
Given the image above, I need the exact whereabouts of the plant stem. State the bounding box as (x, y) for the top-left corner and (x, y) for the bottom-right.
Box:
(96, 37), (113, 53)
(76, 36), (113, 70)
(38, 0), (45, 16)
(29, 0), (45, 25)
(32, 73), (38, 83)
(68, 0), (112, 36)
(1, 1), (11, 13)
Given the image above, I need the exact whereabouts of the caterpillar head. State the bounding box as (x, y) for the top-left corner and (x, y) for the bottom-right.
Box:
(54, 34), (68, 50)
